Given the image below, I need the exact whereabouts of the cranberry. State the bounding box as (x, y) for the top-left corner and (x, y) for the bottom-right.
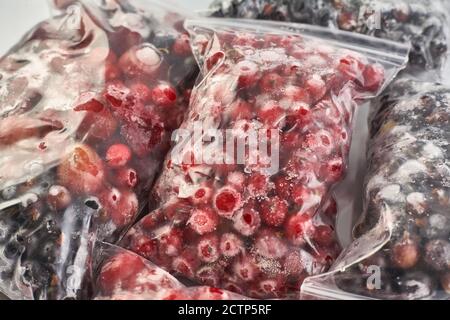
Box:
(188, 207), (219, 235)
(172, 33), (192, 56)
(233, 206), (261, 237)
(197, 234), (220, 263)
(152, 82), (178, 107)
(213, 186), (242, 218)
(106, 144), (132, 168)
(58, 144), (105, 195)
(46, 185), (72, 211)
(274, 175), (292, 199)
(130, 82), (153, 103)
(101, 188), (138, 227)
(116, 167), (138, 188)
(220, 233), (244, 258)
(260, 196), (288, 227)
(285, 214), (314, 245)
(119, 44), (163, 77)
(337, 53), (367, 81)
(235, 60), (260, 88)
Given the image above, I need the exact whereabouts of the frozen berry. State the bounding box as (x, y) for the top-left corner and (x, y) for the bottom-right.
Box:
(226, 172), (246, 191)
(260, 196), (288, 227)
(152, 82), (177, 107)
(362, 64), (385, 92)
(220, 233), (244, 258)
(247, 172), (270, 197)
(130, 82), (153, 103)
(235, 60), (260, 88)
(233, 206), (261, 237)
(101, 188), (138, 227)
(46, 185), (72, 211)
(285, 214), (314, 245)
(233, 256), (259, 282)
(119, 44), (163, 77)
(172, 33), (192, 56)
(116, 167), (138, 188)
(106, 144), (132, 168)
(197, 234), (220, 263)
(58, 144), (105, 195)
(172, 249), (200, 278)
(255, 229), (288, 259)
(213, 186), (242, 218)
(259, 72), (284, 92)
(159, 227), (184, 257)
(190, 185), (213, 205)
(188, 207), (219, 235)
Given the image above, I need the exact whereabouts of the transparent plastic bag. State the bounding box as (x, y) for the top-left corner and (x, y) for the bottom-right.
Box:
(209, 0), (449, 73)
(119, 17), (409, 300)
(302, 78), (450, 300)
(93, 243), (250, 300)
(0, 0), (198, 299)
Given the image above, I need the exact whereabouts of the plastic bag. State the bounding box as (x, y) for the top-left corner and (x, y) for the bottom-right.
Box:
(209, 0), (449, 73)
(302, 78), (450, 300)
(119, 17), (409, 299)
(0, 0), (197, 299)
(93, 243), (250, 300)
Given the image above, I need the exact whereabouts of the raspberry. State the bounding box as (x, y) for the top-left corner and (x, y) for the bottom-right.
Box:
(260, 196), (288, 227)
(283, 251), (304, 275)
(46, 185), (72, 211)
(57, 144), (105, 195)
(319, 157), (344, 183)
(172, 249), (200, 278)
(188, 207), (219, 235)
(233, 206), (261, 237)
(101, 188), (138, 227)
(233, 256), (259, 282)
(106, 144), (132, 168)
(172, 33), (192, 56)
(259, 72), (284, 92)
(116, 167), (138, 188)
(151, 82), (178, 107)
(196, 265), (222, 287)
(273, 175), (292, 199)
(285, 214), (314, 246)
(220, 233), (244, 258)
(292, 185), (313, 207)
(190, 184), (213, 205)
(197, 234), (220, 263)
(213, 186), (242, 218)
(255, 229), (288, 259)
(235, 60), (260, 88)
(99, 252), (145, 293)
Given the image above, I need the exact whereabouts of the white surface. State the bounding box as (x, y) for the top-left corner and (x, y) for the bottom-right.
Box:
(0, 0), (212, 56)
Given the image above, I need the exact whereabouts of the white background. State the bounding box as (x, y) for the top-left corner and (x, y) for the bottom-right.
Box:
(0, 0), (212, 55)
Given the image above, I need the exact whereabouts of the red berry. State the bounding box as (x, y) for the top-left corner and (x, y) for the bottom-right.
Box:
(291, 185), (312, 207)
(259, 72), (284, 92)
(258, 100), (285, 126)
(319, 157), (344, 183)
(362, 64), (385, 92)
(313, 225), (335, 246)
(233, 206), (261, 237)
(213, 186), (242, 218)
(220, 233), (244, 258)
(99, 252), (145, 293)
(260, 196), (288, 227)
(228, 99), (253, 120)
(172, 33), (192, 56)
(247, 172), (270, 197)
(305, 75), (326, 102)
(256, 277), (285, 298)
(172, 249), (200, 278)
(116, 167), (138, 188)
(106, 144), (132, 168)
(119, 44), (163, 77)
(130, 82), (153, 103)
(233, 256), (259, 282)
(283, 251), (304, 275)
(130, 234), (158, 260)
(101, 188), (139, 227)
(285, 214), (314, 246)
(58, 144), (105, 195)
(197, 234), (220, 263)
(235, 60), (260, 88)
(47, 185), (72, 210)
(159, 227), (184, 257)
(188, 206), (219, 235)
(255, 229), (288, 259)
(274, 175), (292, 199)
(284, 85), (311, 104)
(196, 265), (222, 288)
(152, 82), (177, 107)
(190, 184), (213, 205)
(337, 53), (366, 81)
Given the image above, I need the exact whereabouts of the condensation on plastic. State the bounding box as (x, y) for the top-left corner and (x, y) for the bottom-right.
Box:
(93, 242), (250, 300)
(0, 0), (198, 300)
(302, 78), (450, 300)
(118, 17), (409, 300)
(208, 0), (449, 74)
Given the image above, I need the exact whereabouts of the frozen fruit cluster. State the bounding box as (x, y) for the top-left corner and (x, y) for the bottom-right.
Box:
(95, 249), (248, 300)
(0, 2), (197, 299)
(336, 79), (450, 300)
(210, 0), (448, 71)
(122, 24), (387, 299)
